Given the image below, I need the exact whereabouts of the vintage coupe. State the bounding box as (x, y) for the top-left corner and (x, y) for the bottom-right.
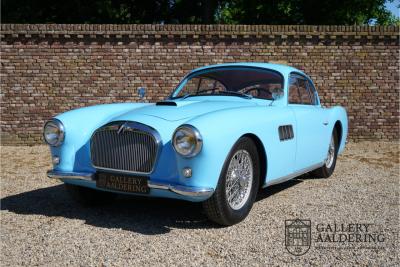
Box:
(45, 63), (348, 225)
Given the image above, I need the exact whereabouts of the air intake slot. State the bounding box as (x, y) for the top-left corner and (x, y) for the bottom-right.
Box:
(278, 125), (294, 141)
(156, 101), (177, 106)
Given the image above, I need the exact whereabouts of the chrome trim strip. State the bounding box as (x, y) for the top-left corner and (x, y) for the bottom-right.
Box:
(90, 121), (162, 175)
(146, 181), (169, 190)
(170, 185), (213, 197)
(90, 166), (155, 176)
(262, 162), (324, 188)
(47, 170), (214, 198)
(47, 170), (95, 181)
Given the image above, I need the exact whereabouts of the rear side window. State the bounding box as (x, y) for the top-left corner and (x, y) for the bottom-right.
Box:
(288, 77), (301, 104)
(306, 80), (318, 105)
(288, 74), (317, 105)
(297, 78), (312, 105)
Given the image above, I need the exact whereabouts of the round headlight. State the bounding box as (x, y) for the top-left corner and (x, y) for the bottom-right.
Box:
(43, 119), (65, 146)
(172, 125), (202, 157)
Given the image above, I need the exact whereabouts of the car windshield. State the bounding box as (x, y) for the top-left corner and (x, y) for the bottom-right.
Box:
(171, 67), (284, 100)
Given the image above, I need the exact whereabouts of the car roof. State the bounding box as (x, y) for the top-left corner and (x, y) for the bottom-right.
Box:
(190, 62), (306, 77)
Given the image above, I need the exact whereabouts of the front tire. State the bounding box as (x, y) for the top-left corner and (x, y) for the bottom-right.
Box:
(64, 184), (117, 206)
(311, 129), (339, 178)
(203, 137), (260, 226)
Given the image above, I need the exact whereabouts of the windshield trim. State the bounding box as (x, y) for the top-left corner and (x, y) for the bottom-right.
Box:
(168, 66), (285, 100)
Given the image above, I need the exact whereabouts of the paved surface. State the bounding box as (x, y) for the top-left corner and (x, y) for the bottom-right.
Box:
(1, 142), (399, 266)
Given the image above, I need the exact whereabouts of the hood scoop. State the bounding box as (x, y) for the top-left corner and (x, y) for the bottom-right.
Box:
(156, 101), (177, 106)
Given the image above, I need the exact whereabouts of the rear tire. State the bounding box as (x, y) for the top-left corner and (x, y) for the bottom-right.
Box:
(202, 137), (260, 226)
(311, 129), (339, 178)
(64, 184), (117, 206)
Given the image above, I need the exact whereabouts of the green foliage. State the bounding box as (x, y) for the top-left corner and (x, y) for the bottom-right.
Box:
(215, 0), (396, 25)
(1, 0), (171, 24)
(1, 0), (398, 25)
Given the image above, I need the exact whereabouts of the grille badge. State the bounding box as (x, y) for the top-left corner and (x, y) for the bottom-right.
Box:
(117, 122), (129, 134)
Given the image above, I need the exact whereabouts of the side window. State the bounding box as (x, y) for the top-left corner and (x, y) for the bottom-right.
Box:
(297, 78), (312, 105)
(288, 77), (301, 104)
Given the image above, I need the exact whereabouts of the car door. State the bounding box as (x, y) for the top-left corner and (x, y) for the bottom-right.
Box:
(288, 73), (329, 172)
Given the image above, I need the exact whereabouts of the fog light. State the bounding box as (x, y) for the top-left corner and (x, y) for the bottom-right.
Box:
(182, 167), (192, 178)
(52, 156), (60, 165)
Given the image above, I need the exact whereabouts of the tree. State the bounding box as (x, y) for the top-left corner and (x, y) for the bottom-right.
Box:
(215, 0), (397, 25)
(1, 0), (398, 25)
(1, 0), (171, 24)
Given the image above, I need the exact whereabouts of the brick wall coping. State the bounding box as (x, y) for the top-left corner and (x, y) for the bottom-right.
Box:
(1, 24), (398, 144)
(1, 24), (399, 39)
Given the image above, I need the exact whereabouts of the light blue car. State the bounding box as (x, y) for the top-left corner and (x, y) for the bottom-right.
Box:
(44, 63), (348, 225)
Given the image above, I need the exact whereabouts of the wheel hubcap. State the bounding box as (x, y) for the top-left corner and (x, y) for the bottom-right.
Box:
(325, 136), (335, 168)
(225, 150), (253, 210)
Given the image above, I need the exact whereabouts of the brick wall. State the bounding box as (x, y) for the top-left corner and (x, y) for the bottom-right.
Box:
(1, 24), (399, 145)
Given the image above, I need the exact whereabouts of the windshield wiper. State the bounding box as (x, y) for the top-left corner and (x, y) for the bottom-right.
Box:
(181, 93), (196, 100)
(175, 93), (210, 100)
(172, 91), (253, 100)
(169, 93), (195, 100)
(214, 91), (253, 99)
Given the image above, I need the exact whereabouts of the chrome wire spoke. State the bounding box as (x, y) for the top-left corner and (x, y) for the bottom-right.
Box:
(226, 157), (241, 192)
(225, 150), (254, 210)
(325, 136), (335, 168)
(228, 186), (240, 203)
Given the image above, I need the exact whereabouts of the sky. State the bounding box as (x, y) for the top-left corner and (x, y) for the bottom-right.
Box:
(385, 0), (399, 18)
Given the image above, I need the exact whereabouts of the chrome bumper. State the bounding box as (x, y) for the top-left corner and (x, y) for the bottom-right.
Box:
(47, 170), (214, 198)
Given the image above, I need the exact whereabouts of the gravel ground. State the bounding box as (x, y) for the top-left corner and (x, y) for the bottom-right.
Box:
(1, 142), (399, 266)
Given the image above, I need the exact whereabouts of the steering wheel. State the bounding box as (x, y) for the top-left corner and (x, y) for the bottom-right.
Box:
(243, 87), (272, 99)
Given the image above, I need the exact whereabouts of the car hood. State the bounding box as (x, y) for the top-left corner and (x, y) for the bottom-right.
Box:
(115, 99), (258, 121)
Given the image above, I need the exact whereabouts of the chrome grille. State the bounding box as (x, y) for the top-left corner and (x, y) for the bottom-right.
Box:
(90, 123), (159, 174)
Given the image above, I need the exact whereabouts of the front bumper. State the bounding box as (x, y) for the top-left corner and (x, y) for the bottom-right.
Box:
(47, 170), (214, 198)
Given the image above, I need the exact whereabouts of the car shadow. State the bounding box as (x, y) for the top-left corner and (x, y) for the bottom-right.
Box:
(256, 178), (303, 201)
(1, 179), (303, 234)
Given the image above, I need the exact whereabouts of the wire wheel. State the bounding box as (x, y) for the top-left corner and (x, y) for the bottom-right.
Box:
(325, 135), (335, 168)
(225, 149), (254, 210)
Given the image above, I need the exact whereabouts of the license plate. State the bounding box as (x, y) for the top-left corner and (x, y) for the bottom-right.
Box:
(96, 172), (149, 194)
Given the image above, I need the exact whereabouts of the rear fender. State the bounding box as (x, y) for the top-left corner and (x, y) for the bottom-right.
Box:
(326, 106), (348, 154)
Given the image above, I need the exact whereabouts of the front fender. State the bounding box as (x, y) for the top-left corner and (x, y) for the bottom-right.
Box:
(175, 106), (273, 190)
(174, 120), (244, 190)
(50, 103), (150, 172)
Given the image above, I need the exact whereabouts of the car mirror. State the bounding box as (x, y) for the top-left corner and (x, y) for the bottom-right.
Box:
(271, 88), (284, 100)
(138, 87), (146, 100)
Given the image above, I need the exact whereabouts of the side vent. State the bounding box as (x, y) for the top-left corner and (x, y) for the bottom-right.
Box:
(156, 101), (177, 106)
(278, 125), (294, 141)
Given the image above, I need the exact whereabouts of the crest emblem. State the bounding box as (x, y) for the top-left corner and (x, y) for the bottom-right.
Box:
(285, 219), (311, 256)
